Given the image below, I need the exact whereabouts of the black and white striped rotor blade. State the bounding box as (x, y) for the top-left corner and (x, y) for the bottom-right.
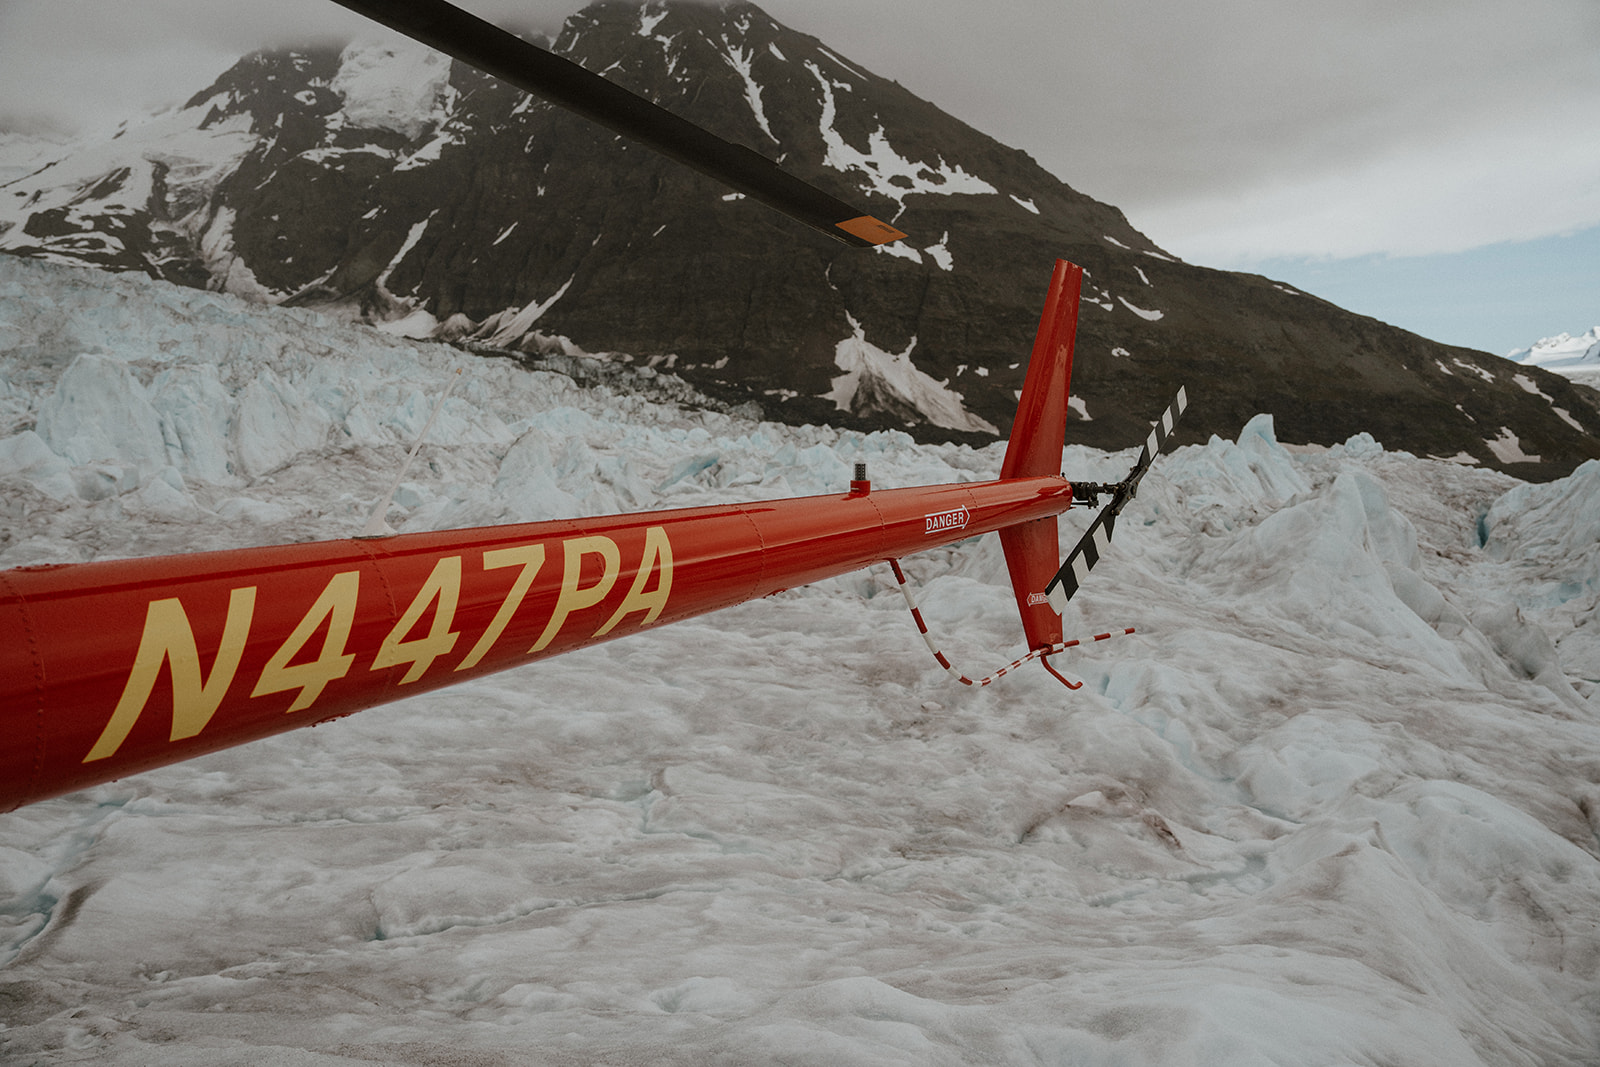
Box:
(1117, 385), (1188, 507)
(1130, 386), (1188, 486)
(1045, 505), (1118, 613)
(1043, 386), (1189, 613)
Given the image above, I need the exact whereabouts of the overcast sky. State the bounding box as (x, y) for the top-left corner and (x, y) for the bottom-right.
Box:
(1, 0), (1596, 355)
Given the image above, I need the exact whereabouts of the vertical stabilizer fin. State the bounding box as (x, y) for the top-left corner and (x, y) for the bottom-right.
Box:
(999, 260), (1083, 650)
(1000, 260), (1083, 480)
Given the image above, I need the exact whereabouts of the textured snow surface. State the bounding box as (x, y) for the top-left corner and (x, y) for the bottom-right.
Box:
(2, 258), (1599, 1065)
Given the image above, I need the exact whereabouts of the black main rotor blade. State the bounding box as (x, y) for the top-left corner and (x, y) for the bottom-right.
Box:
(327, 0), (907, 247)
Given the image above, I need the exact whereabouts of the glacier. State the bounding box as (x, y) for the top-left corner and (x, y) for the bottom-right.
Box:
(0, 255), (1598, 1065)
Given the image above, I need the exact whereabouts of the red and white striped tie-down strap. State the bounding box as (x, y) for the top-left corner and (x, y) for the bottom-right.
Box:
(886, 559), (1134, 691)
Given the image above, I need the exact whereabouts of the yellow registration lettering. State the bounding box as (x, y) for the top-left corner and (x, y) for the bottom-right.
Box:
(595, 526), (674, 636)
(371, 556), (463, 684)
(529, 536), (620, 652)
(455, 543), (546, 671)
(84, 587), (257, 762)
(251, 570), (360, 713)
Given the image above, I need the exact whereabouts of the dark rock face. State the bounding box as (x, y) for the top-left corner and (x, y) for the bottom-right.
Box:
(2, 0), (1596, 478)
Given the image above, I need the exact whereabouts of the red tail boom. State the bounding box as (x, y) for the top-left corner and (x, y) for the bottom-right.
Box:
(0, 261), (1088, 812)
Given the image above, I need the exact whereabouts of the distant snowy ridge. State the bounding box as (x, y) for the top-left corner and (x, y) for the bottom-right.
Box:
(1506, 327), (1600, 382)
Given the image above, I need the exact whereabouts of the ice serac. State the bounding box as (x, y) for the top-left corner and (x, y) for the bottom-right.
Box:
(36, 354), (170, 475)
(2, 2), (1598, 477)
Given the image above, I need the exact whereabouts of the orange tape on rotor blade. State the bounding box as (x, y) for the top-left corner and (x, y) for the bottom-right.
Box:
(836, 216), (908, 245)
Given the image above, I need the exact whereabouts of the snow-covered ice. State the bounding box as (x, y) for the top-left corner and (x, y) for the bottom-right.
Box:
(1, 256), (1598, 1065)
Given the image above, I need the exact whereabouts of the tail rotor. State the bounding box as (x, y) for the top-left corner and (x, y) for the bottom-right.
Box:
(1046, 387), (1189, 614)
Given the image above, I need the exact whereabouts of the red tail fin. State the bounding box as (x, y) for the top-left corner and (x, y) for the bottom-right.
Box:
(999, 260), (1083, 650)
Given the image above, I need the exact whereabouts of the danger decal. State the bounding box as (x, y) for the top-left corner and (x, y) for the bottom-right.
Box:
(924, 507), (970, 535)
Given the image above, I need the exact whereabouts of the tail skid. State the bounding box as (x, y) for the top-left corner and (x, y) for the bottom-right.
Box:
(889, 559), (1133, 689)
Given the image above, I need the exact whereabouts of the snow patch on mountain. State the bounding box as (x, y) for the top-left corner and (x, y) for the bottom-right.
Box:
(814, 44), (868, 81)
(480, 276), (576, 348)
(805, 62), (997, 205)
(1118, 295), (1164, 321)
(924, 231), (954, 271)
(1513, 373), (1586, 432)
(1486, 426), (1540, 465)
(825, 315), (996, 434)
(637, 6), (669, 38)
(395, 123), (465, 171)
(722, 40), (777, 142)
(196, 206), (281, 302)
(376, 213), (433, 294)
(330, 40), (454, 140)
(873, 231), (954, 271)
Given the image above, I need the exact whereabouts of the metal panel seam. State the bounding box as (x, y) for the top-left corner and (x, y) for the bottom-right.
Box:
(732, 505), (768, 600)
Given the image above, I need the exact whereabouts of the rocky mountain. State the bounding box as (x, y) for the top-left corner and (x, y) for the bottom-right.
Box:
(3, 0), (1597, 479)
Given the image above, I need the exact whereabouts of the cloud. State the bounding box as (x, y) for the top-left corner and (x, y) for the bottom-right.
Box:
(753, 0), (1600, 258)
(0, 0), (572, 133)
(1139, 88), (1600, 263)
